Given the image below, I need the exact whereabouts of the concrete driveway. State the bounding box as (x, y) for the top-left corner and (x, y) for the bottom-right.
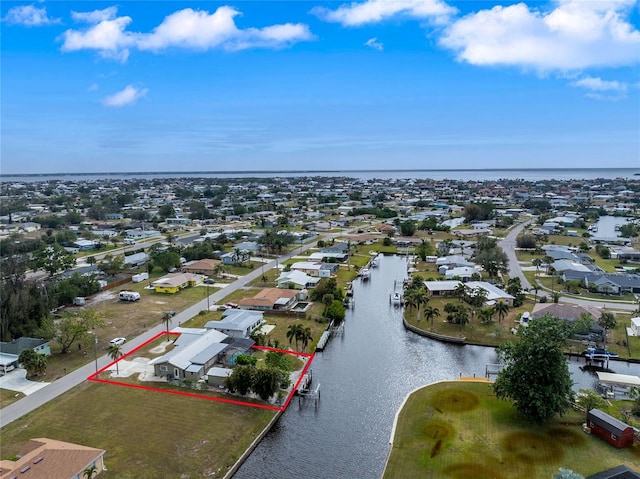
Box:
(0, 368), (49, 395)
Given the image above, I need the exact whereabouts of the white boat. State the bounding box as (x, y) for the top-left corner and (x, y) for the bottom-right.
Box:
(360, 268), (370, 280)
(391, 291), (402, 305)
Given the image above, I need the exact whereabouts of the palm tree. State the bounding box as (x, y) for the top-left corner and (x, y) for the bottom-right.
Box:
(542, 255), (554, 275)
(454, 282), (468, 303)
(424, 306), (440, 328)
(83, 465), (97, 479)
(108, 344), (123, 374)
(298, 327), (313, 352)
(494, 300), (510, 324)
(286, 324), (302, 350)
(403, 288), (419, 316)
(453, 305), (470, 331)
(162, 312), (172, 332)
(415, 289), (429, 322)
(532, 258), (542, 277)
(478, 307), (493, 324)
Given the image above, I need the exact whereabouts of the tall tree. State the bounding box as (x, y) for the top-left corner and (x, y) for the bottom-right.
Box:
(108, 344), (123, 374)
(598, 311), (616, 347)
(424, 306), (440, 328)
(493, 315), (573, 424)
(31, 243), (76, 277)
(53, 310), (104, 354)
(494, 300), (510, 324)
(286, 324), (302, 350)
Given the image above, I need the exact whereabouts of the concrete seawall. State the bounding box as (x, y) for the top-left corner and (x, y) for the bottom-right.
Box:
(223, 409), (283, 479)
(402, 318), (466, 344)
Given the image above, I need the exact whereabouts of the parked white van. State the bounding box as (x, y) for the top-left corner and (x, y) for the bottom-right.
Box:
(118, 291), (141, 302)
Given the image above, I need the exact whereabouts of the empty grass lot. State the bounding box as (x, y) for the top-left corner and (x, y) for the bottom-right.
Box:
(384, 381), (640, 479)
(0, 381), (276, 479)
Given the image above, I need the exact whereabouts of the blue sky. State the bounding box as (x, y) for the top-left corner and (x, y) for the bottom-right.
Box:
(1, 0), (639, 174)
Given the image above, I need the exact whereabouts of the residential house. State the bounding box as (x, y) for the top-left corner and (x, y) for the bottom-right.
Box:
(149, 328), (229, 381)
(531, 303), (605, 341)
(444, 266), (481, 282)
(610, 246), (640, 263)
(237, 288), (299, 311)
(123, 252), (149, 268)
(219, 250), (250, 265)
(551, 260), (593, 274)
(0, 437), (106, 479)
(276, 270), (320, 290)
(182, 258), (220, 276)
(464, 281), (515, 306)
(0, 337), (51, 358)
(205, 310), (265, 338)
(290, 261), (339, 277)
(73, 239), (97, 250)
(424, 280), (463, 297)
(151, 272), (204, 293)
(436, 255), (475, 270)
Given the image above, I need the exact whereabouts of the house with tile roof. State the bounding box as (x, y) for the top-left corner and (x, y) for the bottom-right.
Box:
(0, 438), (106, 479)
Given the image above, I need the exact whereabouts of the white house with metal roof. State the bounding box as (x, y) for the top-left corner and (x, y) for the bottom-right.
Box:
(149, 328), (229, 381)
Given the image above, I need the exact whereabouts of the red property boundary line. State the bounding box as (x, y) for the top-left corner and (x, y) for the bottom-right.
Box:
(88, 331), (315, 412)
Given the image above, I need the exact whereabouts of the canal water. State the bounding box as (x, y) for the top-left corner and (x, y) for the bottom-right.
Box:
(233, 254), (640, 479)
(592, 215), (633, 240)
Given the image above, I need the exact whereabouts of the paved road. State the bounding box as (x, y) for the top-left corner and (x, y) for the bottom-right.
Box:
(0, 238), (319, 428)
(498, 219), (534, 291)
(499, 219), (639, 312)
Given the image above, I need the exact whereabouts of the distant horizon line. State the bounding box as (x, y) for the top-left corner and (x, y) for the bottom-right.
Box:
(2, 167), (638, 178)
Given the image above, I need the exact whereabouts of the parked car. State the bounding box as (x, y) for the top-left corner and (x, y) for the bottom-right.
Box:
(110, 337), (126, 346)
(225, 302), (239, 309)
(204, 278), (215, 284)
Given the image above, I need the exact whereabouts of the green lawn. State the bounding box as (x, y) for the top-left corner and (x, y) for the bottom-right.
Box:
(404, 297), (533, 346)
(0, 388), (25, 408)
(0, 381), (276, 479)
(384, 381), (640, 479)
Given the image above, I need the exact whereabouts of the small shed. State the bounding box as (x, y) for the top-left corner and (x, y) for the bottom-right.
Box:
(587, 409), (635, 448)
(207, 367), (233, 387)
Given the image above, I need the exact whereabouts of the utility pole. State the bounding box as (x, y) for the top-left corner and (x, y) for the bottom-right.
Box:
(93, 335), (98, 373)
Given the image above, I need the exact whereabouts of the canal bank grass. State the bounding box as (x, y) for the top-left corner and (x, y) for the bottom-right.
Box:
(404, 298), (529, 347)
(0, 380), (276, 479)
(383, 381), (640, 479)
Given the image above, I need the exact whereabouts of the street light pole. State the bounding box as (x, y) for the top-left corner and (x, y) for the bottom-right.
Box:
(206, 283), (210, 311)
(94, 335), (98, 373)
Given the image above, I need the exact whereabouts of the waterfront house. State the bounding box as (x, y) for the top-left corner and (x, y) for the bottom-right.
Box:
(237, 288), (299, 311)
(276, 270), (320, 290)
(149, 328), (229, 381)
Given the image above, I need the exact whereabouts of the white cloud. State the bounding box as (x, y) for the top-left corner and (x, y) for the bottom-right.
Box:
(570, 75), (628, 93)
(440, 1), (640, 72)
(4, 4), (60, 26)
(103, 85), (148, 107)
(364, 37), (384, 50)
(87, 83), (99, 92)
(71, 6), (119, 24)
(61, 6), (314, 61)
(312, 0), (457, 26)
(61, 14), (134, 62)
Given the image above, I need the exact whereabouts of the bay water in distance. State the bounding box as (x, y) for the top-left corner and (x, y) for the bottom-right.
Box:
(1, 168), (638, 183)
